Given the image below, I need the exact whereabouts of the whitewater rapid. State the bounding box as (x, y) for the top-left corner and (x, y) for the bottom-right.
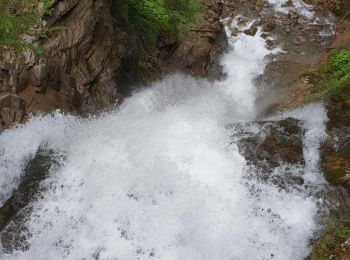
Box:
(0, 2), (330, 259)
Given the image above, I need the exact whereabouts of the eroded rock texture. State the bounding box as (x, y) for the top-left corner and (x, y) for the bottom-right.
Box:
(0, 0), (226, 132)
(1, 0), (129, 115)
(166, 0), (226, 79)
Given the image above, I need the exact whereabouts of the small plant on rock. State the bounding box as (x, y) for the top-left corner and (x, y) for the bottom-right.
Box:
(311, 49), (350, 99)
(0, 0), (51, 54)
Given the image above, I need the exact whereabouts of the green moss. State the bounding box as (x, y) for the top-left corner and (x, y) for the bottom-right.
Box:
(309, 50), (350, 100)
(321, 155), (350, 185)
(310, 218), (350, 260)
(1, 0), (200, 53)
(0, 0), (51, 54)
(137, 61), (148, 71)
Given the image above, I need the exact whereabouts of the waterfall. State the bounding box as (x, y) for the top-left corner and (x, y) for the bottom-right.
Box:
(0, 2), (332, 259)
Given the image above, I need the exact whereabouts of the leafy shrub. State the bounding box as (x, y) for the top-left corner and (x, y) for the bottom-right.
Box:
(113, 0), (200, 44)
(163, 0), (201, 37)
(325, 50), (350, 73)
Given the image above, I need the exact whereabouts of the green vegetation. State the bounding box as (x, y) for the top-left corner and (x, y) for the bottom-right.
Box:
(309, 218), (350, 260)
(113, 0), (201, 44)
(0, 0), (200, 53)
(309, 49), (350, 100)
(0, 0), (51, 54)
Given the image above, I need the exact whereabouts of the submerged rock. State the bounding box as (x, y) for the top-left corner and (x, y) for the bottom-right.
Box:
(0, 149), (62, 252)
(238, 118), (305, 171)
(243, 24), (258, 36)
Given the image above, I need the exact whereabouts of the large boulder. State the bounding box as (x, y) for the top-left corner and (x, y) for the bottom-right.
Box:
(321, 89), (350, 187)
(238, 118), (305, 171)
(234, 118), (306, 190)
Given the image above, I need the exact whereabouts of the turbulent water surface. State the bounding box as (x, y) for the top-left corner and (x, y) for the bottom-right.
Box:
(0, 1), (333, 259)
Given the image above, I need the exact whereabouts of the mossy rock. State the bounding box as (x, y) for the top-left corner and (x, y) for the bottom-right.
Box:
(321, 88), (350, 187)
(321, 155), (350, 185)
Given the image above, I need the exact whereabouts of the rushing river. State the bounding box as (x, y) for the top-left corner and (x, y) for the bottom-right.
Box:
(0, 1), (334, 259)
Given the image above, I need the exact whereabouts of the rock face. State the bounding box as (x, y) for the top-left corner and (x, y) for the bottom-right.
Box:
(321, 89), (350, 188)
(235, 118), (306, 190)
(0, 94), (26, 132)
(166, 0), (226, 79)
(0, 0), (129, 123)
(0, 0), (225, 133)
(41, 0), (129, 111)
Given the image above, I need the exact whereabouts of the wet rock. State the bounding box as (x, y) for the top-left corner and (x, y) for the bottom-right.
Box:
(0, 149), (61, 252)
(231, 27), (240, 37)
(288, 10), (299, 20)
(261, 19), (276, 32)
(265, 39), (277, 50)
(303, 0), (342, 14)
(0, 0), (130, 113)
(255, 0), (269, 12)
(322, 156), (350, 183)
(238, 118), (305, 171)
(28, 63), (47, 87)
(167, 0), (226, 79)
(321, 89), (350, 188)
(0, 51), (32, 94)
(243, 24), (258, 36)
(0, 93), (26, 132)
(0, 0), (228, 115)
(281, 0), (293, 8)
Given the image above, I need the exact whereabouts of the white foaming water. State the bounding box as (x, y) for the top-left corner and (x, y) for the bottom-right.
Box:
(268, 0), (314, 18)
(268, 103), (328, 184)
(0, 14), (328, 260)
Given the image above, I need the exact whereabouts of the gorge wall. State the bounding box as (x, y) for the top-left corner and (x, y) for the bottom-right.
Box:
(0, 0), (225, 132)
(1, 0), (350, 259)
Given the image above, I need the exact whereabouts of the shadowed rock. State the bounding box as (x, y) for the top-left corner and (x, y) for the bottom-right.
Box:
(0, 93), (26, 133)
(0, 149), (62, 253)
(321, 89), (350, 188)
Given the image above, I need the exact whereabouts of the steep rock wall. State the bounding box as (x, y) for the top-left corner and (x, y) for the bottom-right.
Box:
(0, 0), (225, 132)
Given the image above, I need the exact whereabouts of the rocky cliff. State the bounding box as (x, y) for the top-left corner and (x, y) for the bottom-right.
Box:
(0, 0), (225, 132)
